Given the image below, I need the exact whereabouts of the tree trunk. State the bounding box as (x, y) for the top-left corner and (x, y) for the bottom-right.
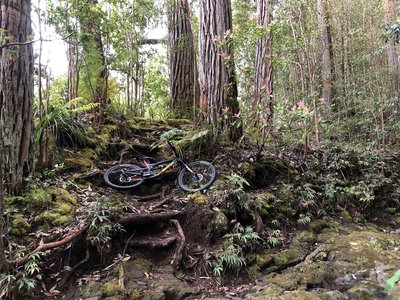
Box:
(78, 0), (108, 122)
(0, 130), (7, 272)
(253, 0), (274, 127)
(0, 0), (34, 195)
(384, 0), (400, 110)
(199, 0), (242, 141)
(317, 0), (335, 107)
(167, 0), (199, 119)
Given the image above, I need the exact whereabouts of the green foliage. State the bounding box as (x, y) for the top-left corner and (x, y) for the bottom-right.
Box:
(225, 223), (261, 246)
(34, 95), (92, 148)
(86, 201), (125, 255)
(225, 173), (250, 192)
(209, 244), (246, 276)
(142, 53), (170, 118)
(0, 252), (45, 298)
(208, 223), (260, 277)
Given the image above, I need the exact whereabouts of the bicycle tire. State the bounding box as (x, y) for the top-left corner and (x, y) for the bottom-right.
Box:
(104, 164), (145, 189)
(178, 161), (216, 192)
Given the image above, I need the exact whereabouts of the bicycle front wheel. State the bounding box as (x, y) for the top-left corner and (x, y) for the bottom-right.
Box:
(178, 161), (216, 192)
(104, 164), (145, 189)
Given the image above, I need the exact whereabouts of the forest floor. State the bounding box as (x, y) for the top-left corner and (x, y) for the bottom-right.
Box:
(5, 117), (400, 299)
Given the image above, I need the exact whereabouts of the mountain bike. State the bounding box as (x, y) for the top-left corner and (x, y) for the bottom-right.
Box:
(103, 141), (216, 193)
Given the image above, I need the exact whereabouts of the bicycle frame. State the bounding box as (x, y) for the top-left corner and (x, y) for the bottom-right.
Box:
(127, 141), (193, 180)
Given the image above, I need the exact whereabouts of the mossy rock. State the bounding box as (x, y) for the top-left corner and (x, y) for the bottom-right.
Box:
(295, 263), (333, 287)
(26, 186), (53, 210)
(34, 187), (77, 228)
(347, 281), (386, 300)
(210, 210), (229, 237)
(63, 148), (98, 171)
(9, 214), (31, 239)
(101, 280), (124, 297)
(279, 290), (321, 300)
(189, 192), (208, 204)
(307, 219), (334, 234)
(292, 230), (316, 247)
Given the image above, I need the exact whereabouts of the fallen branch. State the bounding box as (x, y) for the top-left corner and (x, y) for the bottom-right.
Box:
(170, 219), (186, 267)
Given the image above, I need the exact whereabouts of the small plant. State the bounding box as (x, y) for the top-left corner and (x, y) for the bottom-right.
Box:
(208, 223), (260, 277)
(297, 212), (313, 225)
(208, 244), (246, 276)
(0, 252), (45, 298)
(224, 223), (260, 246)
(87, 201), (125, 255)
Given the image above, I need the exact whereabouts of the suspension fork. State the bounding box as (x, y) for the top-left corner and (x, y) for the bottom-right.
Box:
(179, 159), (194, 173)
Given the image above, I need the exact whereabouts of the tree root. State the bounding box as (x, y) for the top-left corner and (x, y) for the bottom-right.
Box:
(170, 219), (186, 267)
(130, 235), (177, 248)
(13, 210), (186, 267)
(118, 210), (185, 226)
(14, 225), (89, 267)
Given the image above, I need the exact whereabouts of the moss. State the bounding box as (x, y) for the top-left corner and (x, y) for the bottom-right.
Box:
(296, 263), (332, 287)
(51, 187), (77, 205)
(64, 148), (98, 170)
(385, 207), (397, 214)
(340, 210), (352, 222)
(210, 211), (228, 237)
(9, 214), (31, 238)
(268, 272), (301, 290)
(393, 214), (400, 225)
(292, 230), (316, 247)
(189, 192), (208, 204)
(347, 282), (383, 300)
(28, 187), (52, 210)
(101, 280), (123, 297)
(278, 291), (321, 300)
(34, 187), (77, 228)
(307, 219), (333, 234)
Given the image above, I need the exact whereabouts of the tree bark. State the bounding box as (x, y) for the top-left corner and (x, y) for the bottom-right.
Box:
(0, 130), (7, 272)
(317, 0), (335, 107)
(253, 0), (274, 127)
(0, 0), (34, 195)
(167, 0), (199, 118)
(384, 0), (400, 110)
(78, 0), (108, 121)
(199, 0), (242, 141)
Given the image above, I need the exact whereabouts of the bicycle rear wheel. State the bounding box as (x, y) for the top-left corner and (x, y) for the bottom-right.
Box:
(178, 161), (216, 192)
(104, 164), (144, 189)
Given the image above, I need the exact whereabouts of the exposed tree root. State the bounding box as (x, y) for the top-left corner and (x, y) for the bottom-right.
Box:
(58, 248), (90, 290)
(14, 225), (89, 267)
(130, 235), (177, 248)
(135, 192), (162, 202)
(14, 209), (186, 267)
(118, 210), (186, 226)
(171, 219), (186, 267)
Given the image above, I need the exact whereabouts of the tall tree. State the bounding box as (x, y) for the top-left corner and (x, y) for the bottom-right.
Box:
(167, 0), (199, 118)
(317, 0), (335, 106)
(253, 0), (274, 127)
(384, 0), (400, 108)
(78, 0), (108, 121)
(0, 0), (34, 195)
(0, 127), (6, 272)
(199, 0), (242, 141)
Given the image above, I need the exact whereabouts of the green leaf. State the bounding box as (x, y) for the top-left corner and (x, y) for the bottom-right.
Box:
(386, 269), (400, 294)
